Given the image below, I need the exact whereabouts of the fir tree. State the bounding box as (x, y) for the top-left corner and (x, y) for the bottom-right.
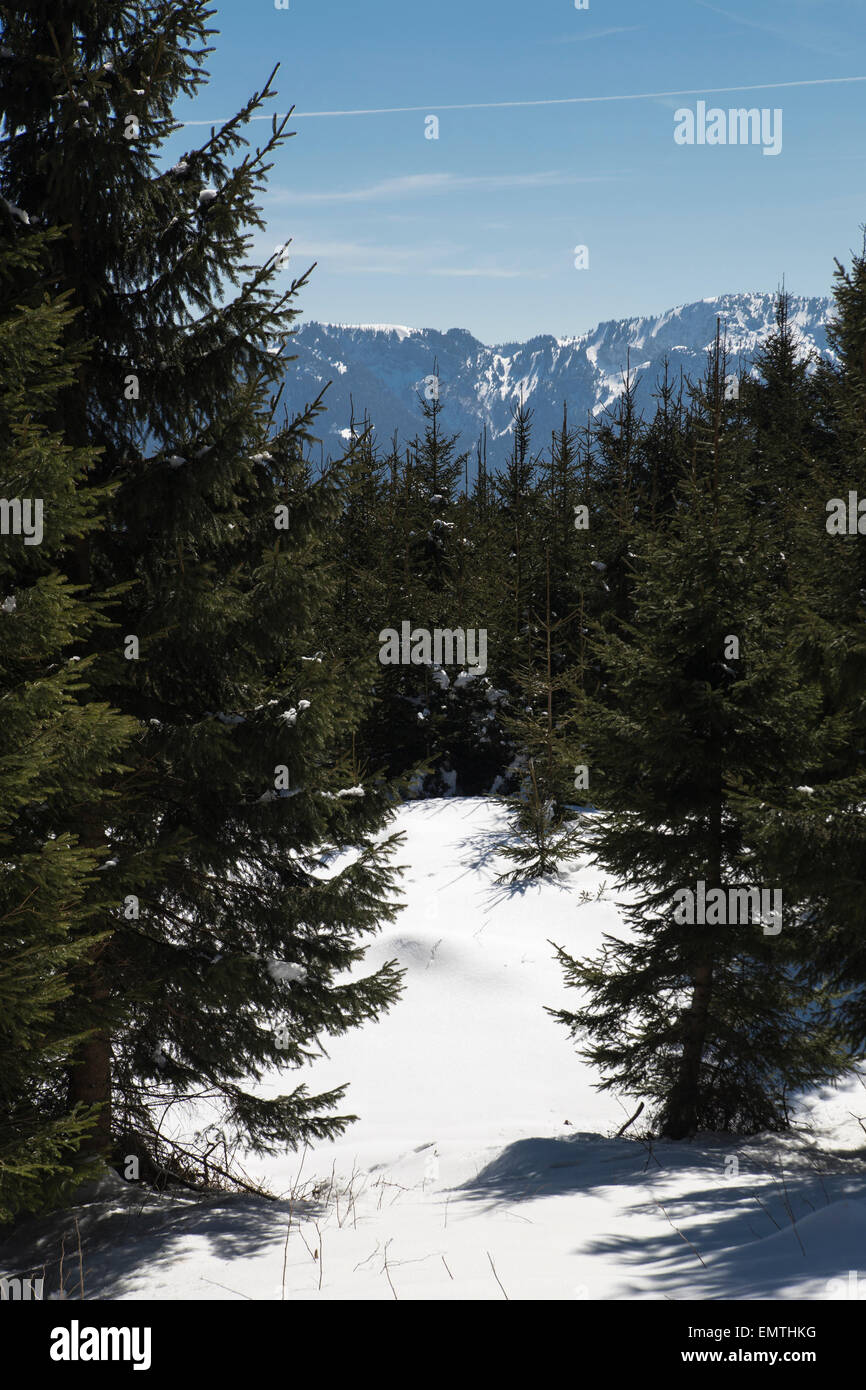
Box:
(496, 399), (541, 673)
(0, 220), (135, 1219)
(405, 374), (468, 592)
(550, 336), (847, 1138)
(499, 553), (583, 880)
(0, 3), (403, 1181)
(735, 259), (866, 1053)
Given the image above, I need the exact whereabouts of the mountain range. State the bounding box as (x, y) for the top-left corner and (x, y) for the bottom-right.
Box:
(283, 292), (832, 462)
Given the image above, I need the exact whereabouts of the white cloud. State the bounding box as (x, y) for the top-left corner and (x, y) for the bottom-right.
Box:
(267, 171), (617, 206)
(694, 1), (854, 60)
(182, 75), (866, 127)
(427, 267), (528, 280)
(253, 233), (536, 280)
(551, 25), (642, 45)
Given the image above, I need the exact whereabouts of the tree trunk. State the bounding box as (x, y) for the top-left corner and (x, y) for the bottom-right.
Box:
(660, 958), (714, 1139)
(664, 793), (723, 1140)
(68, 944), (113, 1157)
(68, 1035), (112, 1156)
(66, 523), (113, 1159)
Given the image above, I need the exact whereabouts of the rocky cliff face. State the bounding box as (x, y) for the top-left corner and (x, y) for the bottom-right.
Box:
(284, 292), (831, 462)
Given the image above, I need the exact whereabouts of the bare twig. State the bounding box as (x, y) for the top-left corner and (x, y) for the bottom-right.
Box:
(382, 1239), (398, 1300)
(774, 1168), (806, 1257)
(642, 1137), (663, 1171)
(199, 1277), (253, 1300)
(656, 1203), (707, 1269)
(313, 1221), (323, 1292)
(615, 1102), (645, 1138)
(280, 1198), (294, 1301)
(848, 1111), (866, 1140)
(751, 1192), (782, 1231)
(161, 1135), (276, 1199)
(486, 1251), (509, 1299)
(291, 1143), (309, 1198)
(73, 1217), (85, 1299)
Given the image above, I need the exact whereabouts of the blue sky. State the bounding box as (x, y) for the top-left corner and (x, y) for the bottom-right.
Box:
(169, 0), (866, 344)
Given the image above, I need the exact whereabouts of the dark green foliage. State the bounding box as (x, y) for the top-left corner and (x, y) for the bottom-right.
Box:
(5, 2), (866, 1176)
(549, 333), (849, 1138)
(733, 264), (866, 1051)
(0, 223), (135, 1220)
(0, 2), (403, 1185)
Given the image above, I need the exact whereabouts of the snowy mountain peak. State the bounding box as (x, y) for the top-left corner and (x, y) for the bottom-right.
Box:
(287, 292), (830, 460)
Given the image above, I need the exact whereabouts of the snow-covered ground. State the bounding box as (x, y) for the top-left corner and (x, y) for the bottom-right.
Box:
(5, 798), (866, 1301)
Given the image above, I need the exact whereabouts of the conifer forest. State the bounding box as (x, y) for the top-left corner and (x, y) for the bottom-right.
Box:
(2, 0), (866, 1345)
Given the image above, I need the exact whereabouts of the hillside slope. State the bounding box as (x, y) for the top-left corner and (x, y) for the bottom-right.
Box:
(3, 798), (865, 1301)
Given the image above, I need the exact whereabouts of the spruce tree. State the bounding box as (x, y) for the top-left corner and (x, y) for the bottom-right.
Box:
(499, 552), (583, 880)
(405, 377), (467, 593)
(496, 399), (541, 677)
(0, 2), (402, 1181)
(550, 336), (847, 1138)
(351, 381), (508, 795)
(735, 260), (866, 1053)
(0, 220), (134, 1219)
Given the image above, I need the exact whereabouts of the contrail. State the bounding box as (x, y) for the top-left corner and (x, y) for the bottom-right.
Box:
(179, 74), (866, 125)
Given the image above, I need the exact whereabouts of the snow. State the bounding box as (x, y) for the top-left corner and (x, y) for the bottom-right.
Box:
(294, 294), (831, 455)
(437, 766), (458, 797)
(453, 670), (479, 689)
(332, 324), (417, 341)
(279, 701), (309, 726)
(265, 959), (307, 986)
(4, 797), (866, 1301)
(1, 196), (30, 225)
